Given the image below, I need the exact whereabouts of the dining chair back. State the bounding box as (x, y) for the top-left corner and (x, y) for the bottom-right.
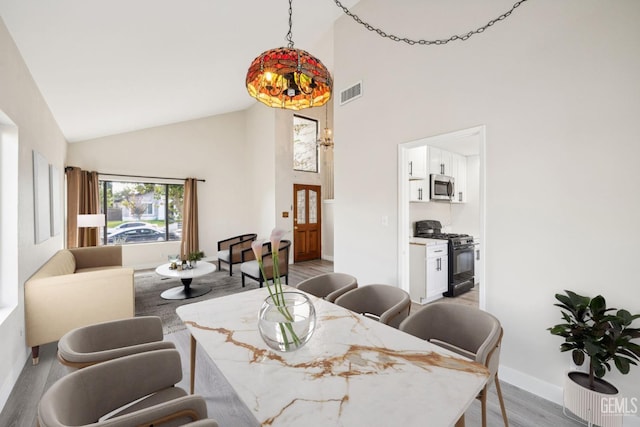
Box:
(334, 284), (411, 328)
(296, 272), (358, 302)
(38, 349), (217, 426)
(399, 303), (508, 427)
(57, 316), (175, 369)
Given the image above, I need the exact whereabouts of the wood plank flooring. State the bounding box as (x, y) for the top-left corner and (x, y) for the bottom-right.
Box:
(0, 259), (582, 427)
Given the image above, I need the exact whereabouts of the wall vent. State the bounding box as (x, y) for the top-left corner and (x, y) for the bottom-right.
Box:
(339, 81), (362, 105)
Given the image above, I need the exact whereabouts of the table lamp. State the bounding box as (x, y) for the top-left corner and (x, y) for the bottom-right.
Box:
(77, 214), (105, 246)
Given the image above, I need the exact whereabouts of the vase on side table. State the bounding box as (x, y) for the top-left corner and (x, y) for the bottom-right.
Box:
(258, 291), (316, 352)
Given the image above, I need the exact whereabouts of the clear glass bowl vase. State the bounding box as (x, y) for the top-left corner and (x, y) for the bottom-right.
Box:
(258, 291), (316, 352)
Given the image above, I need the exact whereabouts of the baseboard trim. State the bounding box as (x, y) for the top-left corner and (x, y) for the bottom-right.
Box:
(499, 365), (564, 406)
(321, 255), (334, 262)
(0, 348), (28, 413)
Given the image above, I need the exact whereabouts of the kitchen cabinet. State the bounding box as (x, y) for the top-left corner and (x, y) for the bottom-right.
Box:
(409, 241), (448, 304)
(429, 147), (453, 177)
(409, 179), (428, 203)
(451, 153), (467, 203)
(407, 146), (427, 179)
(426, 243), (448, 299)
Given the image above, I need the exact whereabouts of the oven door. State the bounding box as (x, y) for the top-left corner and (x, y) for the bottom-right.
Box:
(451, 244), (474, 283)
(430, 174), (455, 201)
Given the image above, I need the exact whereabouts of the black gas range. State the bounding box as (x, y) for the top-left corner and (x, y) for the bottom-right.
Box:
(414, 220), (475, 297)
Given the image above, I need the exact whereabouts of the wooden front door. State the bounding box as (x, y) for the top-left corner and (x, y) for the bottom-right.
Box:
(293, 184), (321, 262)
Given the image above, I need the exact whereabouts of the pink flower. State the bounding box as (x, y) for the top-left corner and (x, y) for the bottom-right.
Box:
(270, 228), (287, 252)
(251, 239), (265, 263)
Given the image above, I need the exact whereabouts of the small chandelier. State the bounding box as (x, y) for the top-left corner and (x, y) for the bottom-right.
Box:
(317, 104), (334, 149)
(246, 0), (332, 110)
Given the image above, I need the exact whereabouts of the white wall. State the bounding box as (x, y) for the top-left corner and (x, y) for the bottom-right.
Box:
(334, 0), (640, 411)
(67, 111), (256, 267)
(0, 18), (67, 410)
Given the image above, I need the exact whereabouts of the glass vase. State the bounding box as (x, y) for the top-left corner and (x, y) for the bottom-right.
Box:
(258, 291), (316, 352)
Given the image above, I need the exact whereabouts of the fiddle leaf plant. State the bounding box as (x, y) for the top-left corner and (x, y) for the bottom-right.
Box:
(548, 290), (640, 390)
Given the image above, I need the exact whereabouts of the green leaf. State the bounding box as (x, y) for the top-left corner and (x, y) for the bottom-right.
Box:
(615, 357), (631, 374)
(572, 350), (585, 366)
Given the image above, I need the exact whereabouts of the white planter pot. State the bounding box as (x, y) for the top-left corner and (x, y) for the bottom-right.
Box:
(564, 371), (622, 427)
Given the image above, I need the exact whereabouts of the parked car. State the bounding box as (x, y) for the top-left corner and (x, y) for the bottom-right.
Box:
(107, 221), (157, 235)
(107, 226), (176, 244)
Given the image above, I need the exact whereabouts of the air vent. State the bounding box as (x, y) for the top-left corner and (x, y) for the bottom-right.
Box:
(339, 81), (362, 105)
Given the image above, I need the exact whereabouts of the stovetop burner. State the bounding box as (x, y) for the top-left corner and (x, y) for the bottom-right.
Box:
(414, 220), (473, 244)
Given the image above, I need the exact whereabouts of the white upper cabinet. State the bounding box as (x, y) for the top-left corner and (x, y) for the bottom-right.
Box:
(409, 179), (428, 203)
(428, 146), (467, 203)
(407, 146), (427, 180)
(429, 147), (454, 177)
(451, 153), (467, 204)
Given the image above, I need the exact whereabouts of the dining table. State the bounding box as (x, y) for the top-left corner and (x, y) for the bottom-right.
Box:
(176, 286), (489, 427)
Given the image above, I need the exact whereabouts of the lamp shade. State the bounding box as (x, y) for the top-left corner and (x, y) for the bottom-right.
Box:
(246, 47), (332, 110)
(77, 214), (105, 228)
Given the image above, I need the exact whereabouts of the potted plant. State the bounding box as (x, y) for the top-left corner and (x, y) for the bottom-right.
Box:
(548, 290), (640, 425)
(187, 250), (204, 267)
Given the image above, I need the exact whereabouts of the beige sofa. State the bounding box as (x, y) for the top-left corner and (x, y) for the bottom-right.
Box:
(25, 245), (134, 364)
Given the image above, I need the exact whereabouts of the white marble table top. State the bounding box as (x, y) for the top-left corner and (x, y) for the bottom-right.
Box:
(155, 261), (216, 280)
(177, 286), (489, 427)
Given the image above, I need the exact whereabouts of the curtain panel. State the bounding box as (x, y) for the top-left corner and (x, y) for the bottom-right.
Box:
(180, 178), (199, 260)
(66, 167), (100, 248)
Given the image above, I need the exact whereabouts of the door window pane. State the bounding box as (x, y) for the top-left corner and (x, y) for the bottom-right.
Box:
(309, 190), (317, 224)
(297, 189), (306, 224)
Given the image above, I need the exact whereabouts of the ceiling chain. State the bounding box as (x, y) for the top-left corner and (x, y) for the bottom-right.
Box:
(286, 0), (294, 48)
(333, 0), (529, 46)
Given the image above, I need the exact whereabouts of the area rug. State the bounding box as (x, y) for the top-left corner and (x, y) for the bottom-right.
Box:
(134, 264), (262, 334)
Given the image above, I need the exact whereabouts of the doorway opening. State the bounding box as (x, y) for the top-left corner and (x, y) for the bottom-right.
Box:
(397, 125), (486, 309)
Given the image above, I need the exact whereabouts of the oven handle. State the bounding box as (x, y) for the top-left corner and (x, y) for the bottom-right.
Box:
(452, 243), (478, 250)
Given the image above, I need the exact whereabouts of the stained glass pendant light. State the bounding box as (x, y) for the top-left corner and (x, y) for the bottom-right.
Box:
(246, 0), (332, 110)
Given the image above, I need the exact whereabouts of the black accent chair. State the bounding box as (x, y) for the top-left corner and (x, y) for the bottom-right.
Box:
(240, 240), (291, 288)
(216, 233), (257, 276)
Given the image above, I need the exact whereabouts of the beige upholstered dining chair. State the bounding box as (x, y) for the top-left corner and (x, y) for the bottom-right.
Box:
(216, 233), (257, 276)
(57, 316), (175, 369)
(296, 272), (358, 303)
(38, 349), (217, 427)
(240, 240), (291, 288)
(399, 303), (509, 427)
(334, 284), (411, 328)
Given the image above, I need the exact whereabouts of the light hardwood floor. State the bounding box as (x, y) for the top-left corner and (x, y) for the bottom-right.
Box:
(0, 259), (581, 427)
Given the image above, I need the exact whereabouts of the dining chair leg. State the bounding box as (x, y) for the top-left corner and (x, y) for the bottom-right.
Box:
(480, 387), (488, 427)
(241, 274), (246, 287)
(494, 374), (509, 426)
(190, 334), (197, 395)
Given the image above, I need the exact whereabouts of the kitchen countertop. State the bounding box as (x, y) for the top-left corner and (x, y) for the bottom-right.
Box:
(409, 237), (448, 246)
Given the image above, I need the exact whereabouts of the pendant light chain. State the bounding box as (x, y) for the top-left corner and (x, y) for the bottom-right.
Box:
(333, 0), (529, 46)
(286, 0), (294, 48)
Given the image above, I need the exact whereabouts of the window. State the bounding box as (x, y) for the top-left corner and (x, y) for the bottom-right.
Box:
(0, 113), (19, 321)
(99, 180), (184, 245)
(293, 115), (318, 172)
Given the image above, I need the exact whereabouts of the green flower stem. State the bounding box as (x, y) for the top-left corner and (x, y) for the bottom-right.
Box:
(257, 255), (300, 348)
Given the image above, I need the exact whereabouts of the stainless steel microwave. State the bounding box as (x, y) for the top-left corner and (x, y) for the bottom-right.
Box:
(430, 174), (455, 201)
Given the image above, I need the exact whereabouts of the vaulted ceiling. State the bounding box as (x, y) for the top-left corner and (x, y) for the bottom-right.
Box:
(0, 0), (359, 142)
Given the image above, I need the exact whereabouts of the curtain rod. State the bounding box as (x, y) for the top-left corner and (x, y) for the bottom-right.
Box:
(65, 167), (205, 183)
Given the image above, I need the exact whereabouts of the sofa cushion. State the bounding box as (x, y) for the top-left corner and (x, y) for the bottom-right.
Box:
(30, 250), (76, 280)
(75, 266), (124, 274)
